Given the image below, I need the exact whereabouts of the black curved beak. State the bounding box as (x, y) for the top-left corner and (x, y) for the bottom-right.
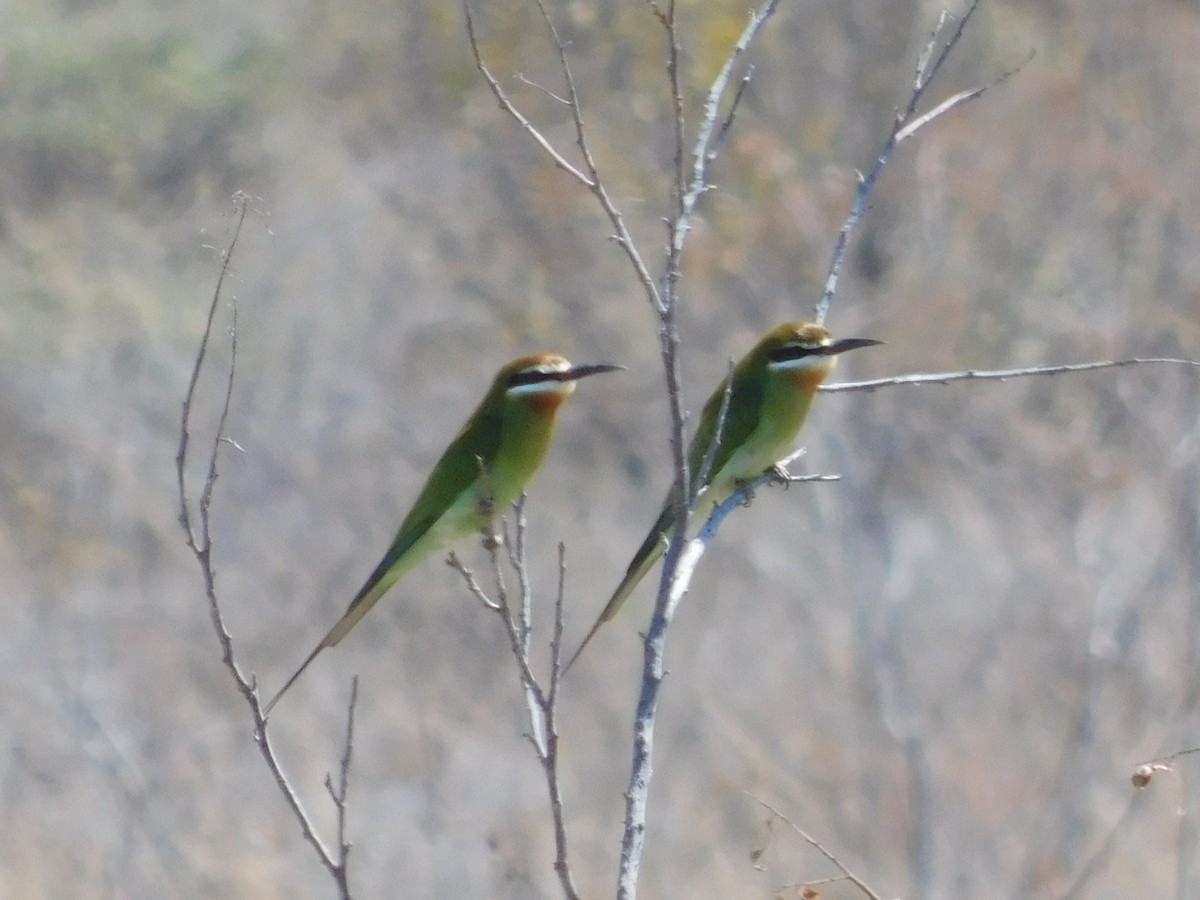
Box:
(823, 337), (884, 355)
(563, 363), (625, 381)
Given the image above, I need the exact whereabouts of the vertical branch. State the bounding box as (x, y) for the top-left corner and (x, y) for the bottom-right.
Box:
(447, 500), (580, 900)
(177, 195), (249, 558)
(618, 5), (780, 897)
(326, 678), (359, 880)
(546, 542), (576, 895)
(176, 193), (354, 898)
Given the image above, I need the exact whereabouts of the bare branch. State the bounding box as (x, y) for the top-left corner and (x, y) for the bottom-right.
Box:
(515, 72), (570, 106)
(680, 1), (780, 223)
(1132, 745), (1200, 789)
(620, 5), (785, 897)
(663, 449), (838, 620)
(895, 50), (1031, 143)
(462, 8), (593, 187)
(446, 500), (580, 899)
(747, 794), (885, 900)
(815, 0), (993, 325)
(545, 542), (576, 894)
(821, 357), (1200, 394)
(176, 193), (353, 896)
(462, 0), (662, 312)
(177, 193), (251, 552)
(446, 552), (502, 611)
(708, 64), (755, 162)
(548, 542), (569, 699)
(620, 2), (688, 875)
(325, 678), (359, 873)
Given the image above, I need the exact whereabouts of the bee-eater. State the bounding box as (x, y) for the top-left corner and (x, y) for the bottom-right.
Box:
(565, 321), (879, 670)
(265, 354), (621, 714)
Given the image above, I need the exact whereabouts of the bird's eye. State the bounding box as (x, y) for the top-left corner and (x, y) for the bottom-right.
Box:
(507, 370), (555, 388)
(769, 344), (818, 364)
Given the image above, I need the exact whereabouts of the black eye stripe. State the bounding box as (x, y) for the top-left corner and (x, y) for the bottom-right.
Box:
(507, 369), (566, 387)
(768, 344), (825, 363)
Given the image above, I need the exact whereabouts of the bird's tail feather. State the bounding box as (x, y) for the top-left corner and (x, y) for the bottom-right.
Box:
(263, 568), (402, 715)
(563, 530), (667, 672)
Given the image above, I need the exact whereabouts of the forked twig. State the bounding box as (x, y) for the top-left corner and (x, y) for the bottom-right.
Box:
(446, 496), (580, 900)
(815, 0), (1023, 325)
(678, 1), (780, 239)
(463, 0), (661, 312)
(617, 7), (785, 896)
(176, 193), (355, 898)
(325, 678), (359, 871)
(748, 794), (885, 900)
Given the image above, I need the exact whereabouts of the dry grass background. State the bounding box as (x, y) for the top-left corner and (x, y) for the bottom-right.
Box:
(3, 0), (1200, 897)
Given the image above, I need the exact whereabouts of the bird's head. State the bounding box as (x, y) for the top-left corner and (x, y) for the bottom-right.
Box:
(753, 321), (882, 392)
(496, 353), (622, 415)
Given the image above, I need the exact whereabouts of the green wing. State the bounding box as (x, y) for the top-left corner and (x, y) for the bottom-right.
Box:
(565, 367), (762, 670)
(328, 400), (505, 643)
(686, 363), (763, 501)
(264, 401), (503, 714)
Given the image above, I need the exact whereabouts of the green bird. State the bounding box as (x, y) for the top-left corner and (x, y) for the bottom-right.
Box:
(566, 321), (880, 669)
(265, 353), (621, 714)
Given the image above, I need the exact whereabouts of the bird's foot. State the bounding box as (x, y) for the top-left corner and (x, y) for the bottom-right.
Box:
(768, 463), (793, 487)
(732, 477), (758, 506)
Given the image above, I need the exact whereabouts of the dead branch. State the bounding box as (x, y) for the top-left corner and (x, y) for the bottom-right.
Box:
(822, 357), (1200, 394)
(176, 192), (354, 898)
(446, 496), (580, 900)
(747, 794), (885, 900)
(816, 0), (1004, 326)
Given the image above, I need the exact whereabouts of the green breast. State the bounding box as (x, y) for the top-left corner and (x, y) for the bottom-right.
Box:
(489, 396), (559, 505)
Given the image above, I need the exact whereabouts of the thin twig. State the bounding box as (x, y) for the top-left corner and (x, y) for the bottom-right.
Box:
(548, 542), (569, 699)
(664, 449), (838, 620)
(815, 0), (991, 326)
(325, 678), (359, 872)
(708, 64), (755, 162)
(463, 7), (592, 186)
(515, 72), (570, 105)
(747, 794), (885, 900)
(512, 497), (535, 660)
(446, 550), (543, 708)
(446, 502), (580, 899)
(546, 542), (574, 893)
(821, 357), (1200, 394)
(895, 50), (1031, 143)
(1132, 744), (1200, 789)
(462, 0), (662, 312)
(177, 195), (249, 551)
(176, 193), (352, 897)
(679, 1), (780, 230)
(447, 551), (502, 611)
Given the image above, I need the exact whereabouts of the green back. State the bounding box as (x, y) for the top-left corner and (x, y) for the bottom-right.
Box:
(350, 390), (506, 603)
(686, 358), (764, 496)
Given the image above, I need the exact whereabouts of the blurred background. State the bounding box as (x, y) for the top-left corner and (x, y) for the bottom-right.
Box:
(4, 0), (1200, 896)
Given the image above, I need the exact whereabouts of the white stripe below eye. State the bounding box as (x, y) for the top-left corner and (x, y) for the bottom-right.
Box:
(507, 379), (573, 396)
(767, 353), (830, 370)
